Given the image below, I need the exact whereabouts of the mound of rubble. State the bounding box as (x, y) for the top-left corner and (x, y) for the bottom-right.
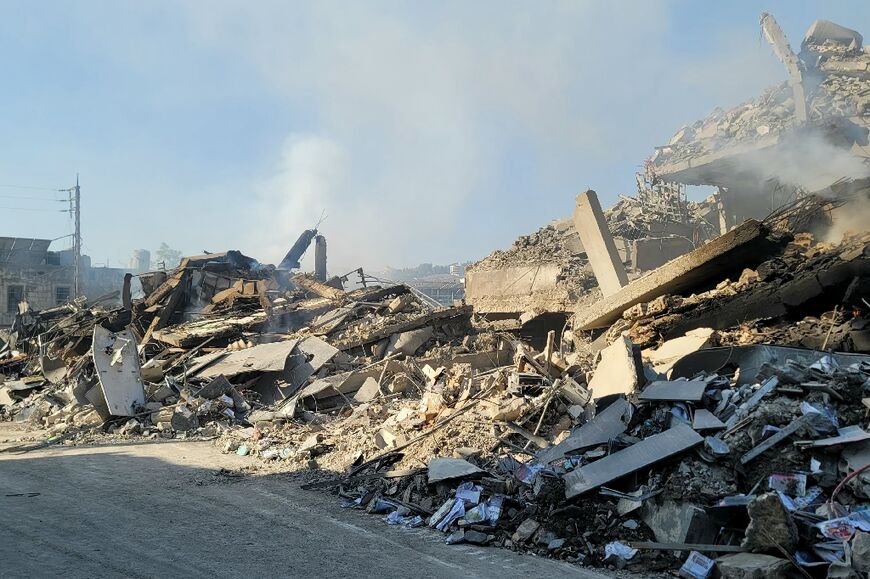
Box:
(651, 19), (870, 173)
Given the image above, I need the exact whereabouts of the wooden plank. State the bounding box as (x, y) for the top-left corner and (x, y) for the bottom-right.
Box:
(292, 274), (345, 300)
(564, 424), (703, 499)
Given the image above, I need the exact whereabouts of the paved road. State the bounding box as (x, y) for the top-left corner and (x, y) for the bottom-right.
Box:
(0, 426), (608, 579)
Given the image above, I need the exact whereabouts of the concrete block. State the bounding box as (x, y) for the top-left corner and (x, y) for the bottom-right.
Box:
(643, 328), (716, 376)
(572, 190), (628, 297)
(353, 377), (381, 403)
(716, 553), (789, 579)
(587, 335), (643, 399)
(464, 264), (569, 314)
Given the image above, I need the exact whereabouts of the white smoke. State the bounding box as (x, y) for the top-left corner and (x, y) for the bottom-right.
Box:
(249, 135), (347, 271)
(737, 132), (870, 193)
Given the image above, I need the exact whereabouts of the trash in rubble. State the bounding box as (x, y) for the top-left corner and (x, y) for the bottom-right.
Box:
(817, 510), (870, 541)
(434, 499), (465, 532)
(679, 551), (715, 579)
(604, 541), (638, 561)
(455, 481), (481, 505)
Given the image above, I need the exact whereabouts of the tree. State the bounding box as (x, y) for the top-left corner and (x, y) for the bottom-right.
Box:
(154, 242), (182, 269)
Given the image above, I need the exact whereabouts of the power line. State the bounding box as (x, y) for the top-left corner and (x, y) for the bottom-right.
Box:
(0, 193), (66, 201)
(0, 206), (69, 213)
(0, 183), (63, 191)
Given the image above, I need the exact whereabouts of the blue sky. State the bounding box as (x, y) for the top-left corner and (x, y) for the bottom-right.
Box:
(0, 1), (867, 273)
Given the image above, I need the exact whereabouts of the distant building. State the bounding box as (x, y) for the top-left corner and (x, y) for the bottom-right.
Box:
(0, 237), (128, 327)
(130, 249), (151, 273)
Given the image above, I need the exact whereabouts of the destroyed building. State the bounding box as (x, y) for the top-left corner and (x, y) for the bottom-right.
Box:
(0, 237), (128, 327)
(650, 15), (870, 227)
(1, 13), (870, 579)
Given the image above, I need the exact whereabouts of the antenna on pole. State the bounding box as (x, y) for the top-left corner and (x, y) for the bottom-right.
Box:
(73, 174), (81, 297)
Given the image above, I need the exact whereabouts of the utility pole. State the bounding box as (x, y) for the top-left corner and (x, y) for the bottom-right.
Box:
(73, 174), (81, 297)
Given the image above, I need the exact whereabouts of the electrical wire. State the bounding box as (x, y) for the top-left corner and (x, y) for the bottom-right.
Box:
(0, 194), (66, 201)
(0, 183), (62, 191)
(0, 206), (69, 213)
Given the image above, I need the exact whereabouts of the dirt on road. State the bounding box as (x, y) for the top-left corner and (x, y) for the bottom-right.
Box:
(0, 424), (610, 579)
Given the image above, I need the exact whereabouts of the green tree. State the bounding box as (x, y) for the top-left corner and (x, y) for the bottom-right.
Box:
(154, 242), (183, 269)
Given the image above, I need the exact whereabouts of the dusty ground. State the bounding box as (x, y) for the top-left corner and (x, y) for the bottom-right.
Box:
(0, 423), (612, 579)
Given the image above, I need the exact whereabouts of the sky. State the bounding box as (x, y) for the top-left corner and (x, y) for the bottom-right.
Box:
(0, 1), (867, 274)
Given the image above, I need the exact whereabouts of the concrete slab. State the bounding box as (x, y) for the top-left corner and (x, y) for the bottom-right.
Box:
(632, 236), (695, 272)
(639, 380), (706, 402)
(536, 397), (632, 464)
(464, 264), (570, 314)
(574, 220), (771, 330)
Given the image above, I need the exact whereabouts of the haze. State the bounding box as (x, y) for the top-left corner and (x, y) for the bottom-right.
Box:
(1, 1), (867, 274)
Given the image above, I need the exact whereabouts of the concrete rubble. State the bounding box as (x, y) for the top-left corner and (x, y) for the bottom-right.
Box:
(2, 12), (870, 578)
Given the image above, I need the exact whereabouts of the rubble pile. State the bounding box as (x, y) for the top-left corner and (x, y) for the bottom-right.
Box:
(604, 194), (716, 242)
(1, 12), (869, 579)
(652, 21), (870, 170)
(619, 228), (870, 353)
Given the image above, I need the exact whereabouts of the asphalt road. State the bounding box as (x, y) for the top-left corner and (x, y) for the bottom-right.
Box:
(0, 426), (609, 579)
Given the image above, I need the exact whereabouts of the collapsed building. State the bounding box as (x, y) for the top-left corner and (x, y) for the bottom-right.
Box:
(2, 13), (870, 579)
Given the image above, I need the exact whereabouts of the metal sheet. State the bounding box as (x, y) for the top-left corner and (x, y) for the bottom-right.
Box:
(564, 424), (703, 499)
(639, 380), (707, 402)
(92, 325), (145, 416)
(537, 397), (632, 465)
(280, 337), (339, 398)
(692, 409), (725, 431)
(195, 339), (299, 380)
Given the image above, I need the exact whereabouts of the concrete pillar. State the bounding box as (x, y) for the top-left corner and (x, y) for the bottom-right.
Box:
(572, 190), (628, 297)
(314, 235), (327, 282)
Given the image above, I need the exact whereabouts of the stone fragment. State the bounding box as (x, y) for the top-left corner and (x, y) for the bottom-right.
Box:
(587, 335), (642, 398)
(741, 493), (798, 552)
(511, 518), (540, 543)
(716, 553), (789, 579)
(853, 531), (870, 574)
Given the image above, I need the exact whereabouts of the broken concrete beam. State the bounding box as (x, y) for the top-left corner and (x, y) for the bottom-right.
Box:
(643, 328), (716, 376)
(572, 190), (628, 297)
(384, 327), (434, 357)
(564, 424), (703, 499)
(353, 377), (381, 403)
(574, 220), (773, 330)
